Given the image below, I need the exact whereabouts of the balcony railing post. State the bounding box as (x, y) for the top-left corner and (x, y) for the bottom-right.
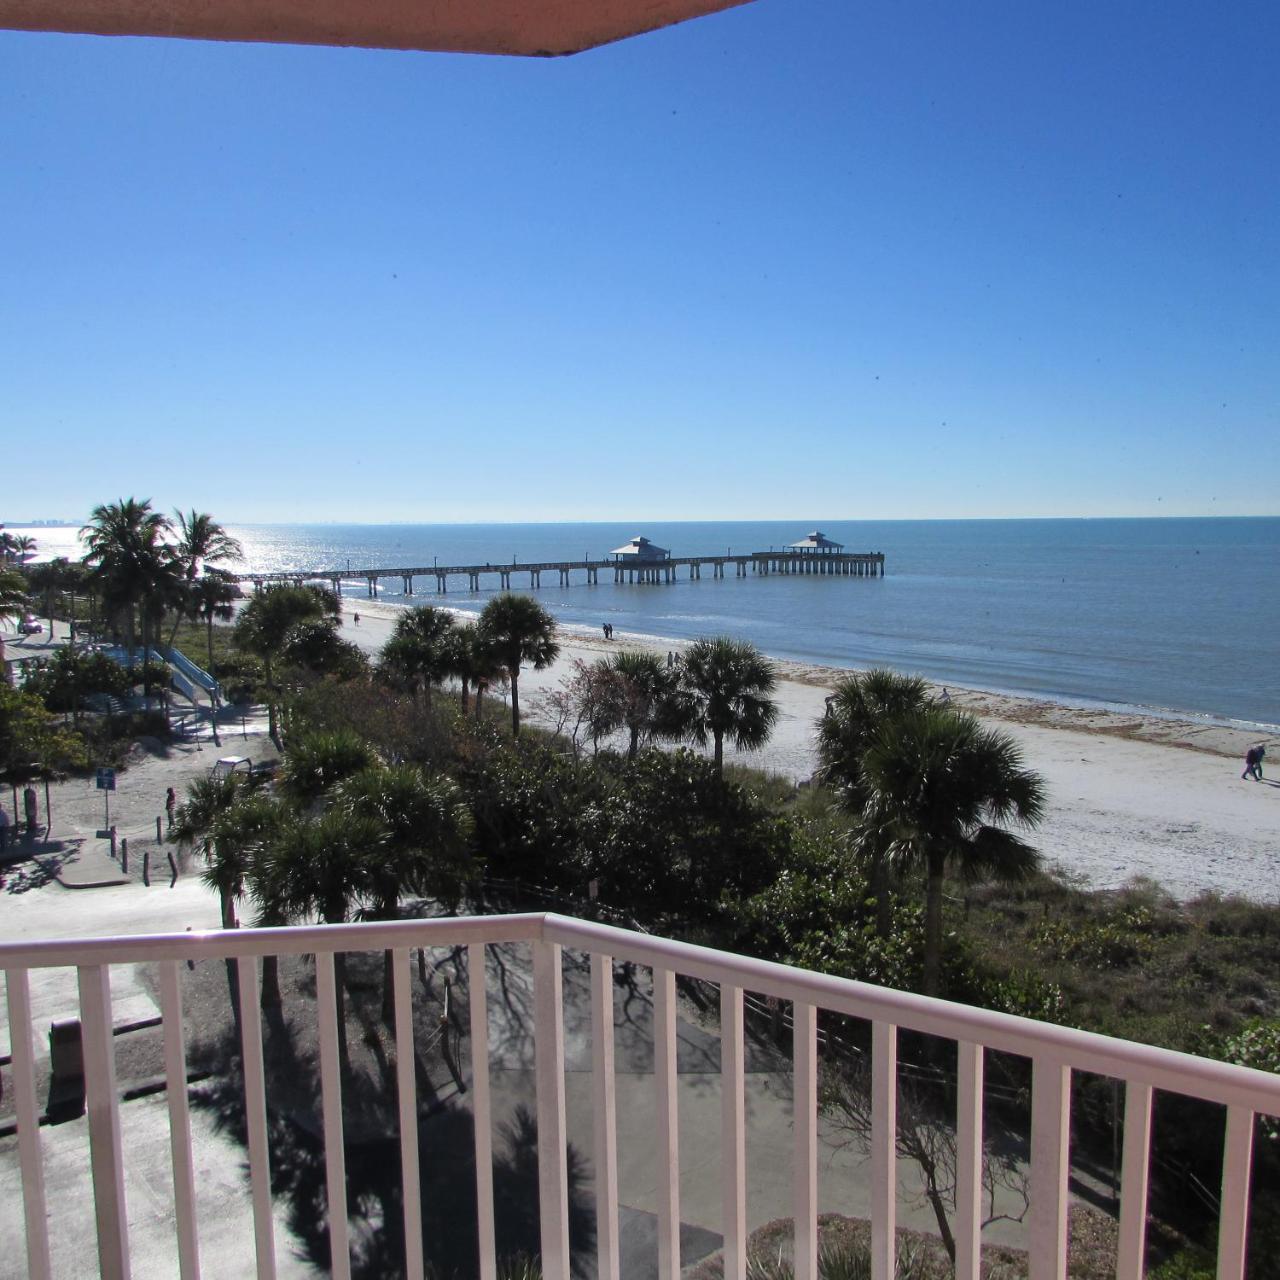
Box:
(1029, 1057), (1071, 1280)
(955, 1041), (984, 1280)
(5, 968), (52, 1280)
(392, 947), (425, 1280)
(316, 951), (352, 1280)
(721, 983), (746, 1280)
(468, 942), (497, 1280)
(870, 1020), (897, 1280)
(793, 1000), (818, 1280)
(655, 965), (681, 1280)
(159, 960), (200, 1279)
(1116, 1081), (1152, 1279)
(533, 939), (570, 1280)
(1217, 1106), (1256, 1280)
(236, 956), (277, 1280)
(79, 963), (131, 1280)
(590, 952), (621, 1280)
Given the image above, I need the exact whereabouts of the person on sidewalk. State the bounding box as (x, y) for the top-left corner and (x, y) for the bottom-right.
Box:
(166, 786), (177, 828)
(23, 786), (38, 838)
(0, 805), (10, 853)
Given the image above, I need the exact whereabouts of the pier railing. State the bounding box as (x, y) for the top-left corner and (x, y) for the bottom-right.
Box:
(238, 550), (886, 595)
(7, 910), (1271, 1279)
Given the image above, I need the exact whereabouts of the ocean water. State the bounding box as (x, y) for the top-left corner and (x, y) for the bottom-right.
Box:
(15, 518), (1280, 728)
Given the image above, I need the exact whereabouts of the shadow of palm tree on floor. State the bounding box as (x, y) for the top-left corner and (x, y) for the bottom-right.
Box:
(192, 1027), (594, 1278)
(0, 843), (75, 893)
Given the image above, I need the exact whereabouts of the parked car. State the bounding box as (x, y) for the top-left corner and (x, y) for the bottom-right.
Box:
(18, 615), (43, 635)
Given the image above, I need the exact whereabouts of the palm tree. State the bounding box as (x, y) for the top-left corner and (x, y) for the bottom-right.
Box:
(204, 793), (286, 1009)
(380, 605), (455, 708)
(12, 535), (37, 564)
(0, 532), (15, 565)
(23, 557), (63, 639)
(278, 728), (379, 809)
(335, 764), (475, 1018)
(0, 570), (30, 674)
(478, 593), (559, 737)
(173, 509), (243, 580)
(249, 808), (388, 1066)
(233, 584), (337, 741)
(172, 773), (250, 925)
(601, 650), (681, 759)
(81, 498), (177, 672)
(815, 669), (935, 935)
(444, 622), (503, 720)
(167, 512), (242, 648)
(280, 618), (366, 686)
(859, 707), (1046, 996)
(188, 570), (240, 679)
(676, 637), (779, 776)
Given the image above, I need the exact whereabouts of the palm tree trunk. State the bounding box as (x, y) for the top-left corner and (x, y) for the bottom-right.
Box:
(334, 949), (350, 1072)
(628, 724), (640, 759)
(459, 677), (470, 716)
(713, 730), (724, 776)
(264, 656), (278, 744)
(510, 670), (521, 736)
(923, 852), (947, 997)
(260, 955), (281, 1010)
(220, 893), (243, 1042)
(870, 852), (893, 939)
(68, 592), (76, 654)
(206, 611), (216, 679)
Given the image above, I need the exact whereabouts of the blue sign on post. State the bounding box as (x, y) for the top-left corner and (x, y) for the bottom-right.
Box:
(96, 767), (116, 833)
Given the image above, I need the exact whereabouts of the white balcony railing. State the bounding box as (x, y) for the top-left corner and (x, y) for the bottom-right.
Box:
(4, 911), (1280, 1280)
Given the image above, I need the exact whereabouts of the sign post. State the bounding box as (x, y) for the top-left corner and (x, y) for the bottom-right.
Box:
(96, 767), (116, 831)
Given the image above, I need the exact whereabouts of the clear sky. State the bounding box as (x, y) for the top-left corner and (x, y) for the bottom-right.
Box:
(2, 0), (1277, 524)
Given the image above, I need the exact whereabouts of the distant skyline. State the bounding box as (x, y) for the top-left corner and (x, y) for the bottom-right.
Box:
(3, 1), (1278, 522)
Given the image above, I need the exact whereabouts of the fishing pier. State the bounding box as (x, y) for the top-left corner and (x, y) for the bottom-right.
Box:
(238, 531), (885, 597)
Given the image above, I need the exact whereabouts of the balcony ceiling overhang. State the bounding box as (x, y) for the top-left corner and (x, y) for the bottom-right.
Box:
(0, 0), (756, 55)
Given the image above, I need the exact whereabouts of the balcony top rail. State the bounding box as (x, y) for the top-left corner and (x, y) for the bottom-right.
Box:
(4, 909), (1278, 1117)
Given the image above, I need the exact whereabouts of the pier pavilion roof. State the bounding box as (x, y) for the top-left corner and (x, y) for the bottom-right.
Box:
(787, 531), (844, 552)
(0, 0), (755, 55)
(610, 536), (670, 561)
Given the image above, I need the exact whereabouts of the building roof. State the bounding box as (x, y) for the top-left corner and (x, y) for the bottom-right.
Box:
(611, 536), (669, 560)
(788, 530), (844, 551)
(0, 0), (756, 55)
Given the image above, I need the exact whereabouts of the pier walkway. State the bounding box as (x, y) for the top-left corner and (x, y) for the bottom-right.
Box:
(237, 550), (885, 597)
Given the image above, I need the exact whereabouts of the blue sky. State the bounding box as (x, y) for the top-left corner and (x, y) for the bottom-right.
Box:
(2, 0), (1277, 523)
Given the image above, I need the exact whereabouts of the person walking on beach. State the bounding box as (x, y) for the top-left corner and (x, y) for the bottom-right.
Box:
(166, 786), (177, 828)
(353, 612), (361, 626)
(1242, 745), (1266, 781)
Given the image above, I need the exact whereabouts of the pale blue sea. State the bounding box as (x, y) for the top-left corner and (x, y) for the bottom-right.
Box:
(226, 518), (1279, 730)
(16, 518), (1280, 729)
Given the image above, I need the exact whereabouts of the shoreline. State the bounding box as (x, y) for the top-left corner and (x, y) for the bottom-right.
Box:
(333, 595), (1276, 763)
(330, 596), (1280, 903)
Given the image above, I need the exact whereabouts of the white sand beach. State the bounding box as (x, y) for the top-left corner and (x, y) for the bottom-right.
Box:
(339, 599), (1280, 903)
